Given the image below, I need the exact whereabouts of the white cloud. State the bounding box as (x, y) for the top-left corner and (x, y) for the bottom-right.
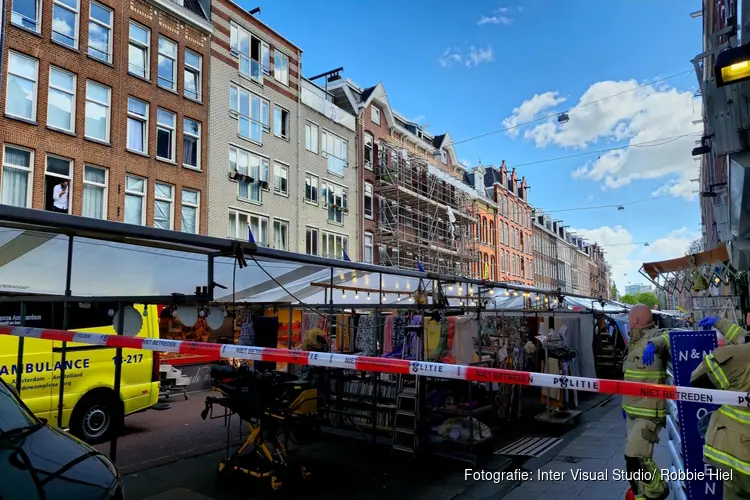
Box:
(505, 79), (703, 200)
(478, 7), (514, 25)
(502, 92), (567, 137)
(587, 194), (594, 201)
(569, 225), (700, 292)
(439, 45), (494, 68)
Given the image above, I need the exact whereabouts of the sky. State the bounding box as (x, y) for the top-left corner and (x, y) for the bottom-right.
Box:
(240, 0), (704, 293)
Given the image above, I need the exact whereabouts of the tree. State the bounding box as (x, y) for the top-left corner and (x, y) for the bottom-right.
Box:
(620, 292), (660, 309)
(610, 283), (619, 300)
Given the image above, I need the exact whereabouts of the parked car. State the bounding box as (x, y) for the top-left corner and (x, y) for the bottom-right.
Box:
(0, 377), (124, 499)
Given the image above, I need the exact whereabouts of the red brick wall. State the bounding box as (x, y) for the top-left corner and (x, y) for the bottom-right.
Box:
(0, 0), (210, 232)
(361, 100), (390, 262)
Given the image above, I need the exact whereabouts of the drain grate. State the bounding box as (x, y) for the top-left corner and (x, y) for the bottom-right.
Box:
(495, 437), (563, 457)
(558, 456), (583, 463)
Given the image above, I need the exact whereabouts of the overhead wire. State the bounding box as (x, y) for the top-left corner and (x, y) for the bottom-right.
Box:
(538, 195), (675, 214)
(449, 69), (695, 147)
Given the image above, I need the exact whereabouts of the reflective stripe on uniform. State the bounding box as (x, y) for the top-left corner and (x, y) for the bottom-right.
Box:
(705, 354), (731, 389)
(718, 405), (750, 424)
(623, 404), (667, 419)
(727, 324), (742, 343)
(660, 332), (670, 349)
(705, 444), (750, 475)
(643, 458), (666, 496)
(624, 369), (666, 381)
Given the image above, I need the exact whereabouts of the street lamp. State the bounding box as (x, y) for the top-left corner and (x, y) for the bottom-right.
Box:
(715, 44), (750, 87)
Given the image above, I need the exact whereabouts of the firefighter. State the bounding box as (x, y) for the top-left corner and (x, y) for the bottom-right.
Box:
(622, 304), (670, 500)
(691, 317), (750, 499)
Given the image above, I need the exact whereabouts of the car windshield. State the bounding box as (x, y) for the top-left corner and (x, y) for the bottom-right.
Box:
(0, 380), (37, 433)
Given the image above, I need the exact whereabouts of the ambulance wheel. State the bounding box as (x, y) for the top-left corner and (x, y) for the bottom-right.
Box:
(70, 391), (122, 445)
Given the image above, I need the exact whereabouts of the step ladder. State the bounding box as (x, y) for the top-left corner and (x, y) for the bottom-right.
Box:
(392, 374), (420, 456)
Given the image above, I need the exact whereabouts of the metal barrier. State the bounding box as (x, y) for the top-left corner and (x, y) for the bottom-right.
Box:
(2, 325), (748, 407)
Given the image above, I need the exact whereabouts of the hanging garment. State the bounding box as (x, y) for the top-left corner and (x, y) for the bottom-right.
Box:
(336, 314), (352, 353)
(542, 358), (561, 400)
(239, 311), (254, 346)
(356, 314), (378, 356)
(383, 315), (395, 354)
(453, 317), (479, 366)
(301, 312), (319, 335)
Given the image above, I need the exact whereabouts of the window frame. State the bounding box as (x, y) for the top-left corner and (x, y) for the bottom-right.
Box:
(273, 49), (289, 86)
(11, 0), (41, 33)
(123, 174), (146, 226)
(157, 35), (178, 92)
(180, 188), (199, 234)
(47, 65), (76, 133)
(184, 49), (202, 101)
(364, 133), (374, 170)
(305, 121), (319, 154)
(84, 79), (111, 143)
(229, 22), (263, 83)
(322, 179), (348, 225)
(155, 107), (176, 162)
(44, 154), (72, 214)
(126, 96), (149, 155)
(272, 218), (289, 251)
(364, 182), (373, 220)
(273, 104), (290, 140)
(153, 181), (174, 230)
(321, 230), (348, 260)
(82, 164), (108, 219)
(128, 21), (150, 80)
(364, 232), (374, 264)
(304, 172), (318, 205)
(273, 162), (288, 196)
(87, 1), (112, 63)
(305, 226), (319, 256)
(230, 84), (270, 144)
(182, 117), (201, 170)
(247, 213), (269, 246)
(1, 145), (34, 208)
(371, 106), (380, 125)
(51, 0), (80, 49)
(320, 129), (348, 176)
(229, 145), (269, 204)
(6, 51), (39, 121)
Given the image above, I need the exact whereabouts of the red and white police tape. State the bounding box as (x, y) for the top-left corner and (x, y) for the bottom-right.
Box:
(2, 325), (749, 408)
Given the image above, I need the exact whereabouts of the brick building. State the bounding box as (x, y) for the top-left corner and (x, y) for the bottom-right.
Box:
(533, 214), (560, 290)
(207, 1), (304, 250)
(0, 0), (212, 232)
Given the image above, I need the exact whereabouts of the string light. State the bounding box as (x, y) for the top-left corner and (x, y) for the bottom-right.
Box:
(513, 291), (519, 297)
(367, 292), (371, 300)
(409, 296), (414, 303)
(458, 286), (463, 294)
(448, 285), (454, 291)
(355, 293), (359, 300)
(406, 282), (411, 289)
(504, 290), (510, 296)
(342, 290), (347, 299)
(340, 274), (345, 280)
(489, 289), (494, 295)
(353, 276), (358, 283)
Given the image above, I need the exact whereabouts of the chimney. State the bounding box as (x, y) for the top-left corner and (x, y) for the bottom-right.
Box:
(473, 164), (486, 195)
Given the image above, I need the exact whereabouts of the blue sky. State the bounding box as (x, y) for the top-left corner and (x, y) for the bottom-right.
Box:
(241, 0), (704, 292)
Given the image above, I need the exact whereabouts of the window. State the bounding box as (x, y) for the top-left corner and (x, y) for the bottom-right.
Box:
(322, 231), (348, 260)
(305, 227), (318, 255)
(274, 105), (289, 139)
(182, 49), (202, 101)
(156, 108), (176, 161)
(181, 188), (199, 234)
(44, 155), (71, 213)
(154, 182), (174, 230)
(273, 162), (288, 196)
(305, 172), (318, 204)
(230, 23), (262, 81)
(489, 220), (494, 245)
(47, 66), (76, 132)
(273, 219), (288, 251)
(273, 50), (289, 85)
(481, 218), (487, 244)
(371, 106), (380, 125)
(124, 175), (146, 225)
(126, 97), (148, 154)
(183, 118), (200, 169)
(248, 214), (268, 246)
(230, 85), (269, 143)
(500, 250), (505, 272)
(364, 133), (373, 170)
(321, 130), (347, 176)
(6, 52), (38, 121)
(364, 232), (373, 264)
(128, 22), (150, 79)
(364, 182), (373, 219)
(229, 146), (268, 203)
(84, 80), (110, 142)
(52, 0), (79, 49)
(82, 165), (107, 219)
(490, 256), (496, 280)
(87, 2), (112, 62)
(305, 122), (318, 153)
(322, 181), (347, 224)
(157, 36), (177, 91)
(12, 0), (41, 32)
(228, 210), (248, 240)
(1, 146), (33, 208)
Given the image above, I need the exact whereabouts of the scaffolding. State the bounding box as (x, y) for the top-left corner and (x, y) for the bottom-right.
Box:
(373, 141), (480, 277)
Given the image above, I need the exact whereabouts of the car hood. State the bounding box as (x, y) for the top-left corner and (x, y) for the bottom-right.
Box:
(0, 424), (119, 500)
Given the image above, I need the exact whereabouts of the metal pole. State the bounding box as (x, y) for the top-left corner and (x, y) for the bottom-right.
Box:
(328, 268), (334, 352)
(14, 302), (26, 394)
(287, 305), (293, 373)
(56, 235), (74, 427)
(110, 301), (125, 462)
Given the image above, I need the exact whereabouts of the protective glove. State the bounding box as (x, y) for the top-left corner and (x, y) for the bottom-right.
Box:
(642, 342), (656, 366)
(622, 409), (627, 420)
(698, 316), (718, 328)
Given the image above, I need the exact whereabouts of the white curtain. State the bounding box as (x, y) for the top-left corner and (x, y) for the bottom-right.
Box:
(181, 205), (196, 233)
(124, 194), (142, 225)
(1, 167), (28, 206)
(82, 167), (105, 219)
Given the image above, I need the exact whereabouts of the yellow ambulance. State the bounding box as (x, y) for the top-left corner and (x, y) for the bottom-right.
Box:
(0, 302), (161, 444)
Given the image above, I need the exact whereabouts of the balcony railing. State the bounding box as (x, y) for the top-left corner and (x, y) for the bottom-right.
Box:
(301, 83), (355, 131)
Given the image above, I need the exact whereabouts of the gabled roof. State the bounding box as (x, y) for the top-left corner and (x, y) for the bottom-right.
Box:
(434, 132), (458, 166)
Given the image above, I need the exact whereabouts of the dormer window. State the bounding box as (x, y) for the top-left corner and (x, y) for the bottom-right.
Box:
(440, 149), (447, 164)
